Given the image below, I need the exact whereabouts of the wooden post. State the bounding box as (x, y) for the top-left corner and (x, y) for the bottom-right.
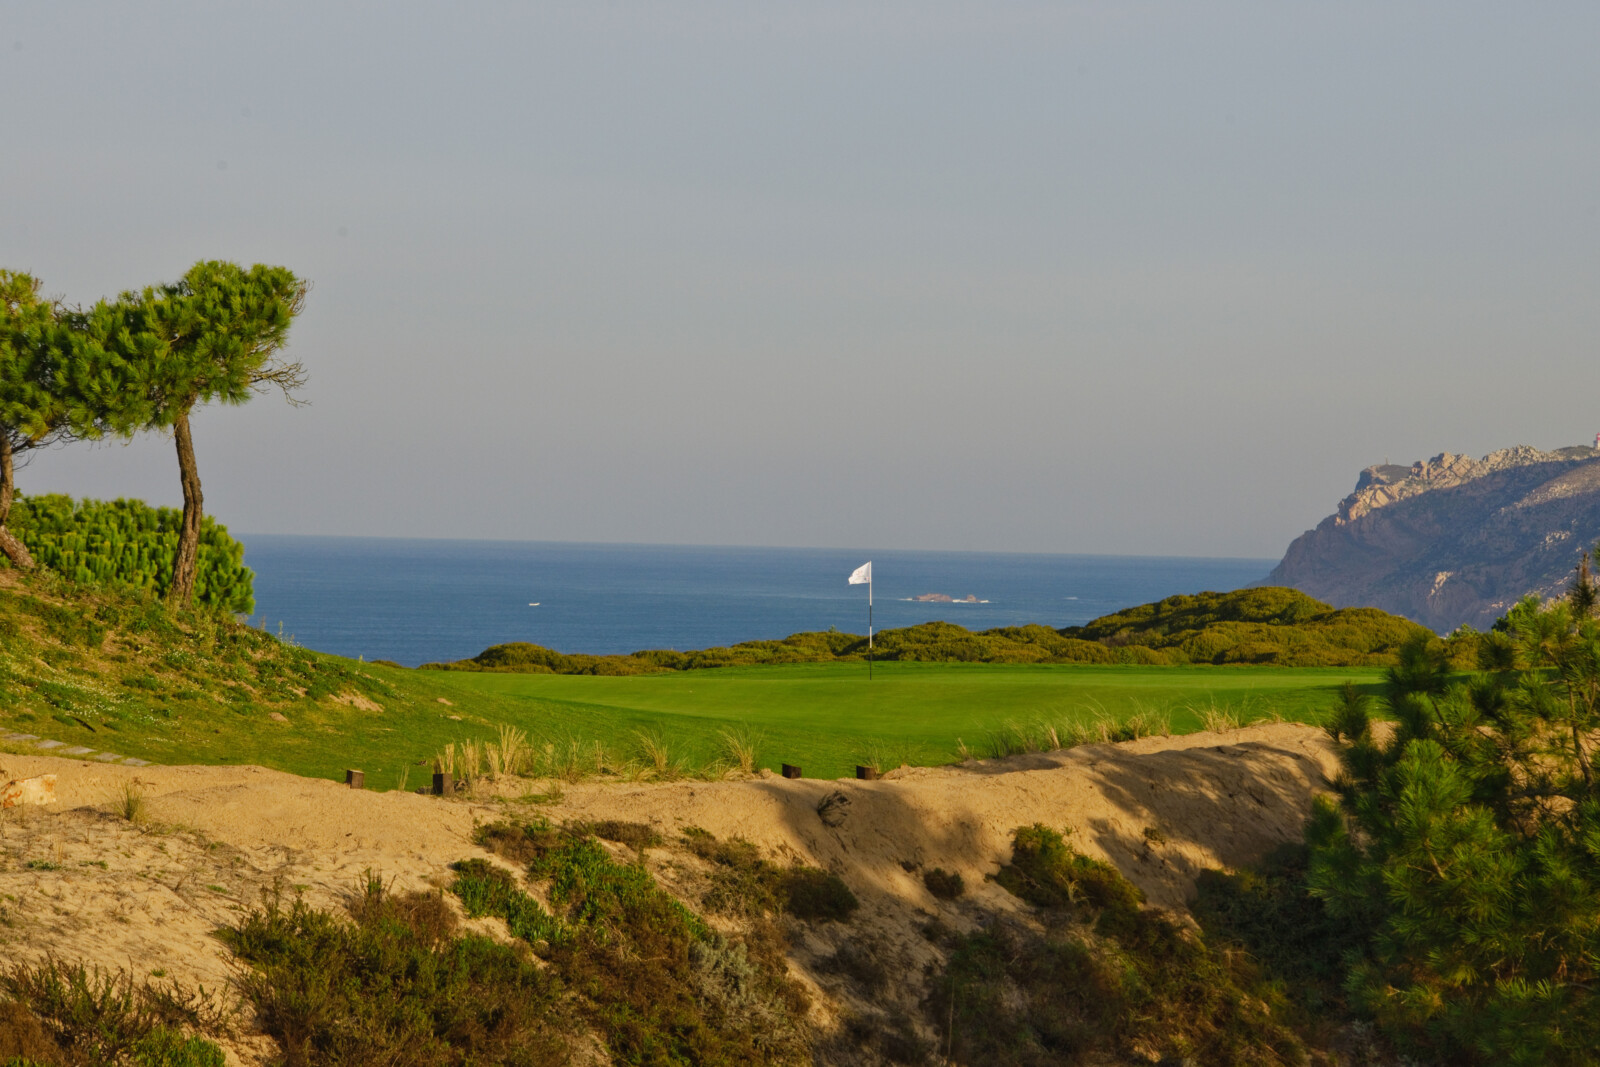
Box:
(855, 765), (878, 781)
(432, 771), (453, 796)
(345, 769), (364, 789)
(781, 763), (802, 779)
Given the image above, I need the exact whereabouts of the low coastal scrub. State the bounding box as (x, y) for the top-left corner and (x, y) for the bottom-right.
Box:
(929, 824), (1309, 1065)
(0, 959), (229, 1066)
(6, 494), (253, 615)
(426, 587), (1430, 674)
(221, 876), (569, 1066)
(459, 819), (813, 1065)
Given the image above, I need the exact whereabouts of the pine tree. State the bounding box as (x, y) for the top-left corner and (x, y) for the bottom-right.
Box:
(0, 271), (77, 568)
(1307, 586), (1600, 1063)
(96, 261), (307, 605)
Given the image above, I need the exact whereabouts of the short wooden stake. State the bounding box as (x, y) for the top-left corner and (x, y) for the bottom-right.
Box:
(781, 763), (802, 779)
(345, 769), (364, 789)
(432, 771), (453, 796)
(855, 765), (878, 781)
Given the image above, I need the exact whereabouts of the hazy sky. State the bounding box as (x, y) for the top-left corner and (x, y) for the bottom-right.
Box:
(5, 2), (1598, 557)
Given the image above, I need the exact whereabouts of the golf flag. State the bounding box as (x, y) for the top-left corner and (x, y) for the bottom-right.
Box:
(848, 561), (872, 585)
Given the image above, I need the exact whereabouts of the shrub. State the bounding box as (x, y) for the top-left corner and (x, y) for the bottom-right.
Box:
(993, 825), (1142, 916)
(782, 868), (858, 922)
(923, 867), (965, 900)
(222, 880), (567, 1066)
(0, 961), (228, 1067)
(456, 825), (811, 1065)
(682, 829), (857, 922)
(938, 825), (1309, 1065)
(438, 587), (1425, 674)
(1305, 596), (1600, 1064)
(9, 495), (253, 614)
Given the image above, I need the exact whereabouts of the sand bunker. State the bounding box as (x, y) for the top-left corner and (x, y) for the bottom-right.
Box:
(0, 722), (1337, 1065)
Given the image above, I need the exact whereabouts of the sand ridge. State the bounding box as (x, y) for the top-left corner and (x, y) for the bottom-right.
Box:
(0, 722), (1338, 1064)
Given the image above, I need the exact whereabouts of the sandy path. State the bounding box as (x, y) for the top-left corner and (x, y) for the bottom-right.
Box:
(0, 722), (1337, 1064)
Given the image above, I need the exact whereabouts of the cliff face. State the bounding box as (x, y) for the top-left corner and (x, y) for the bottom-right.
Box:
(1267, 445), (1600, 632)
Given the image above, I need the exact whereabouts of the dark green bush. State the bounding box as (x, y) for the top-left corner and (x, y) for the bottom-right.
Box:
(9, 494), (253, 614)
(1306, 598), (1600, 1064)
(681, 828), (857, 922)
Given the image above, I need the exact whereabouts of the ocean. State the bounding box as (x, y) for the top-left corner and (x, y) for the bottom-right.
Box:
(239, 536), (1274, 668)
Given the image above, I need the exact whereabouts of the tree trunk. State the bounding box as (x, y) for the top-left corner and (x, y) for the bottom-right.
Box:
(0, 434), (35, 570)
(168, 410), (204, 606)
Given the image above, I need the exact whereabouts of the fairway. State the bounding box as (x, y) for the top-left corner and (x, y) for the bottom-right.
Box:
(2, 653), (1380, 786)
(366, 660), (1378, 783)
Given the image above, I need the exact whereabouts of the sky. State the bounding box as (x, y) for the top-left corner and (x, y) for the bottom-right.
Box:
(4, 2), (1598, 558)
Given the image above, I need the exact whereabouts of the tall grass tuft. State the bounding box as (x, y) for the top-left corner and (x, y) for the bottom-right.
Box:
(718, 724), (762, 777)
(459, 740), (482, 782)
(633, 728), (682, 781)
(498, 724), (528, 776)
(118, 781), (148, 825)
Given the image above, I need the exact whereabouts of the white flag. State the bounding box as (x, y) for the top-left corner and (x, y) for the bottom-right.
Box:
(848, 561), (872, 585)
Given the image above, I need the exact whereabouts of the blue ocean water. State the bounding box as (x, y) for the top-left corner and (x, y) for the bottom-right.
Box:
(238, 536), (1274, 667)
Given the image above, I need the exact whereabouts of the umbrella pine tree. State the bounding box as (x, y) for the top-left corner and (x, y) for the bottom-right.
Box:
(102, 261), (307, 605)
(0, 271), (79, 569)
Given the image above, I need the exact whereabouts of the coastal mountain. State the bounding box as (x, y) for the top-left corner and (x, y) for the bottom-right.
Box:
(1267, 444), (1600, 632)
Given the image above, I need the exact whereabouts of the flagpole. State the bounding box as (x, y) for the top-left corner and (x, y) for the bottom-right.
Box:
(868, 575), (873, 681)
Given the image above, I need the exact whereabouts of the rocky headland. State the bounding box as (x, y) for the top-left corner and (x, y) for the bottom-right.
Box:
(1267, 444), (1600, 632)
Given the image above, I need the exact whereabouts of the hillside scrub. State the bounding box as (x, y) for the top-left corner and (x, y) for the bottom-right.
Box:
(222, 877), (570, 1066)
(0, 959), (230, 1066)
(429, 587), (1429, 675)
(0, 564), (390, 762)
(459, 820), (813, 1065)
(929, 824), (1311, 1065)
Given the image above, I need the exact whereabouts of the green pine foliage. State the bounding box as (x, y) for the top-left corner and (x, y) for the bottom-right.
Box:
(6, 495), (252, 614)
(431, 587), (1427, 674)
(1306, 586), (1600, 1064)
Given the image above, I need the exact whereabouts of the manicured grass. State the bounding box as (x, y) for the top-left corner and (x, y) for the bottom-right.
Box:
(0, 573), (1380, 783)
(6, 659), (1375, 785)
(399, 661), (1377, 780)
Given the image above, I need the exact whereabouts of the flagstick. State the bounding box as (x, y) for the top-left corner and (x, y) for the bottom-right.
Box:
(868, 576), (873, 681)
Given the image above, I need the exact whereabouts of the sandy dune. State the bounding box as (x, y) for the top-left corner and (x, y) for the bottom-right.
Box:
(0, 722), (1337, 1064)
